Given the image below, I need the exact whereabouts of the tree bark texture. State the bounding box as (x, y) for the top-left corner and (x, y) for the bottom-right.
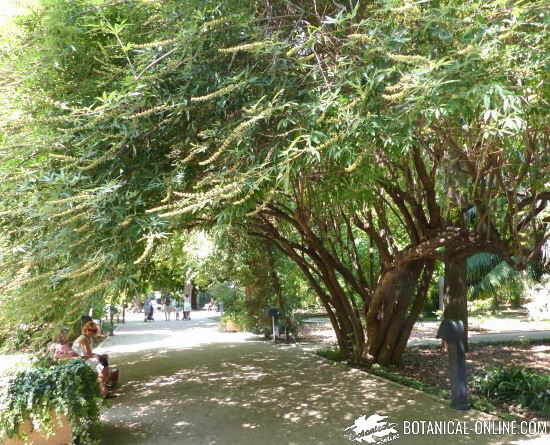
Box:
(366, 260), (430, 365)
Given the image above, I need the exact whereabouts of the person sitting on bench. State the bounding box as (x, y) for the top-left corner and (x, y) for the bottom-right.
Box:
(72, 321), (118, 397)
(48, 329), (79, 360)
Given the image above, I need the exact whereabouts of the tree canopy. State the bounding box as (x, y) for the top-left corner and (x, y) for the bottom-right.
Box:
(0, 0), (548, 360)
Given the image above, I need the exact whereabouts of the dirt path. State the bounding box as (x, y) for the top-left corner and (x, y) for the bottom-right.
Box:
(99, 312), (546, 445)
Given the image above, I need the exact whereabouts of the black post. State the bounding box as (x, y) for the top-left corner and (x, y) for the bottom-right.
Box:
(436, 319), (469, 410)
(109, 305), (115, 336)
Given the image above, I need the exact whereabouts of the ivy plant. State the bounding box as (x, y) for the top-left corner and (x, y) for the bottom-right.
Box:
(0, 358), (102, 445)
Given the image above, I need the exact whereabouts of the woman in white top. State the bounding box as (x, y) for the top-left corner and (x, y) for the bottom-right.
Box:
(73, 321), (110, 397)
(183, 298), (191, 320)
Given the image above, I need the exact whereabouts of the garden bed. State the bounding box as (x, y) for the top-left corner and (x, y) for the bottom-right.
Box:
(395, 341), (550, 420)
(317, 340), (550, 421)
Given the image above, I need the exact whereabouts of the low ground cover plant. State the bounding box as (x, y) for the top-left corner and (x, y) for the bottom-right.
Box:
(473, 367), (550, 416)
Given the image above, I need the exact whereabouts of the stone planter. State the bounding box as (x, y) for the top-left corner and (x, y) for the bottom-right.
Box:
(4, 412), (72, 445)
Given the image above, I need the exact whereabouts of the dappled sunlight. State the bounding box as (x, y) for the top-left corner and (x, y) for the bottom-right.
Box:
(95, 311), (259, 357)
(0, 0), (34, 27)
(96, 312), (547, 444)
(100, 340), (526, 445)
(0, 354), (30, 376)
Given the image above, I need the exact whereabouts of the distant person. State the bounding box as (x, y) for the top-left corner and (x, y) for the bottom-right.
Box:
(174, 300), (181, 320)
(144, 296), (154, 322)
(143, 297), (150, 322)
(183, 297), (191, 320)
(80, 314), (103, 335)
(81, 314), (93, 328)
(163, 294), (172, 321)
(48, 329), (79, 360)
(218, 300), (224, 314)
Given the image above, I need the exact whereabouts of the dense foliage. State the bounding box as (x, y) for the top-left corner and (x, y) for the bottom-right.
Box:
(473, 366), (550, 416)
(0, 358), (102, 444)
(0, 0), (548, 362)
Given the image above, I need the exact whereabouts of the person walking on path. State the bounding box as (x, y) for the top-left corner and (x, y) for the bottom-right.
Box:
(174, 299), (181, 320)
(183, 297), (191, 320)
(163, 294), (172, 321)
(143, 296), (154, 322)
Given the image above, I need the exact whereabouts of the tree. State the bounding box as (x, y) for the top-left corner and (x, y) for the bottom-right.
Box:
(1, 0), (548, 365)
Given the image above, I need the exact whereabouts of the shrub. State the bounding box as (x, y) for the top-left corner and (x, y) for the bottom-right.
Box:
(0, 323), (45, 353)
(473, 367), (550, 416)
(219, 312), (252, 332)
(0, 358), (103, 444)
(317, 347), (346, 362)
(468, 298), (496, 316)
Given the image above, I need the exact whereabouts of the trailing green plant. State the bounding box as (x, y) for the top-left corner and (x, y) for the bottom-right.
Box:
(473, 367), (550, 416)
(0, 358), (103, 444)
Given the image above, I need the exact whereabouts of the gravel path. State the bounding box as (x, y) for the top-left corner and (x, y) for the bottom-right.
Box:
(99, 312), (546, 445)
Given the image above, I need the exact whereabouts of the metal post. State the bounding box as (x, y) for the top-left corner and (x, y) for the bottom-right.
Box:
(437, 319), (469, 410)
(109, 309), (114, 336)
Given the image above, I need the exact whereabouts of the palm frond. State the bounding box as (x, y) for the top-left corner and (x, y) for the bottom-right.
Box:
(466, 252), (502, 285)
(466, 252), (523, 302)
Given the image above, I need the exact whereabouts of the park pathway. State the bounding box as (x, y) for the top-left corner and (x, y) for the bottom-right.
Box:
(98, 312), (546, 445)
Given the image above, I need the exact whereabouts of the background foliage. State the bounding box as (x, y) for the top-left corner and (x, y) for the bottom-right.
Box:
(0, 0), (548, 357)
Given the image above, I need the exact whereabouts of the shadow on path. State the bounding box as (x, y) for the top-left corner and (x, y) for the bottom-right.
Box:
(99, 312), (547, 445)
(102, 340), (539, 445)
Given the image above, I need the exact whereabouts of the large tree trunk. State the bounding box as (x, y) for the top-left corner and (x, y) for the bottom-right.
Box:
(443, 254), (468, 351)
(268, 236), (365, 362)
(389, 261), (434, 363)
(366, 261), (430, 365)
(266, 244), (286, 316)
